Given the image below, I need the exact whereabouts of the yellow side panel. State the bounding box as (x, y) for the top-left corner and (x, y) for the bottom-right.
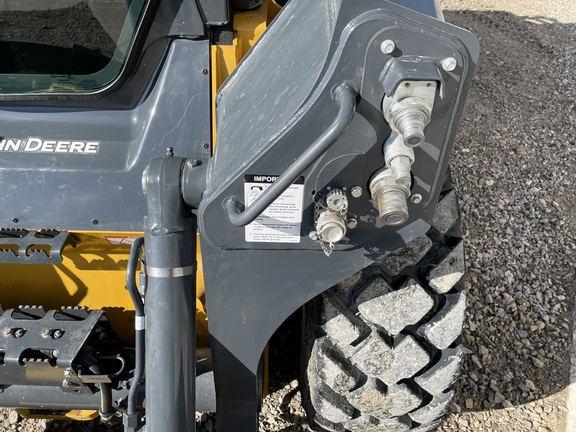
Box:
(0, 231), (208, 346)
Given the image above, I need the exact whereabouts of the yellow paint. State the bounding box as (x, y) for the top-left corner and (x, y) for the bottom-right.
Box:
(0, 231), (208, 346)
(17, 409), (99, 421)
(268, 0), (282, 23)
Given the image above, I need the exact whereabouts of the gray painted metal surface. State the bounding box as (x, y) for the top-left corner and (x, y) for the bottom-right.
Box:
(199, 0), (478, 430)
(0, 386), (133, 410)
(224, 83), (357, 227)
(144, 156), (197, 432)
(0, 308), (101, 391)
(201, 0), (478, 251)
(388, 0), (444, 20)
(0, 0), (477, 429)
(196, 0), (229, 25)
(0, 39), (210, 232)
(169, 0), (207, 35)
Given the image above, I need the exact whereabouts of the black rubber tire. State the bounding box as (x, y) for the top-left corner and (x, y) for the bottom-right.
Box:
(301, 185), (466, 432)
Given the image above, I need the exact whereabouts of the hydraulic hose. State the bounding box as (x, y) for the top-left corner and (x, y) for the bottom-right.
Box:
(126, 237), (145, 422)
(77, 352), (115, 424)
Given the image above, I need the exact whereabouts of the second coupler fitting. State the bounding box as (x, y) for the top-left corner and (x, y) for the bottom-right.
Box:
(370, 168), (410, 226)
(384, 133), (414, 187)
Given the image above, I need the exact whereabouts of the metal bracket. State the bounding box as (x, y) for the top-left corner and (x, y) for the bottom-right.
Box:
(380, 56), (445, 98)
(0, 229), (78, 264)
(0, 306), (102, 394)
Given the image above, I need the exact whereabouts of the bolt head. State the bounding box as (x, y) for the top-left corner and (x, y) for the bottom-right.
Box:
(381, 39), (396, 55)
(42, 329), (51, 338)
(3, 327), (13, 337)
(347, 218), (358, 229)
(442, 57), (458, 72)
(411, 194), (423, 204)
(350, 186), (363, 198)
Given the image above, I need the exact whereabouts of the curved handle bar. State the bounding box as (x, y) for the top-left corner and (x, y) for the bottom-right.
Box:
(225, 83), (358, 227)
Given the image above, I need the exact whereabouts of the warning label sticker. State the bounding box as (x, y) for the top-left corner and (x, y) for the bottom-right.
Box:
(244, 174), (305, 243)
(105, 236), (139, 245)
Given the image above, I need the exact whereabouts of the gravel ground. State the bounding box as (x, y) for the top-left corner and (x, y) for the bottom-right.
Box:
(2, 0), (576, 431)
(0, 2), (115, 57)
(436, 2), (576, 431)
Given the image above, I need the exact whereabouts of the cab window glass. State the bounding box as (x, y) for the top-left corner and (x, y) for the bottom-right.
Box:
(0, 0), (147, 94)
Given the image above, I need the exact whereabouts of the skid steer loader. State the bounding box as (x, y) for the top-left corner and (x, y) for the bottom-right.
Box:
(0, 0), (478, 430)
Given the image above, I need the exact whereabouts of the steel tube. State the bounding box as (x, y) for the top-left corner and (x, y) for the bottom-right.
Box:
(143, 156), (197, 432)
(226, 82), (358, 227)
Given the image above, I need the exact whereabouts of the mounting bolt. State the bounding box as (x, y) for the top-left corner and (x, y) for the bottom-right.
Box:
(41, 329), (51, 338)
(381, 39), (396, 55)
(14, 329), (25, 338)
(53, 329), (64, 339)
(347, 218), (358, 229)
(441, 57), (458, 72)
(3, 327), (13, 337)
(411, 194), (423, 204)
(64, 368), (73, 378)
(62, 378), (71, 388)
(350, 186), (363, 198)
(308, 231), (319, 241)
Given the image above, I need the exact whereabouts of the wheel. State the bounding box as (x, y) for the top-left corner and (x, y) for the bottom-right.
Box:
(301, 185), (466, 432)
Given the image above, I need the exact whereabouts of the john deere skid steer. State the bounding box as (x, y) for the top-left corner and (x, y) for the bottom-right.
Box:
(0, 0), (478, 430)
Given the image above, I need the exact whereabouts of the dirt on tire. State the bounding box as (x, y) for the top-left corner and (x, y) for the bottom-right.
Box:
(301, 188), (466, 432)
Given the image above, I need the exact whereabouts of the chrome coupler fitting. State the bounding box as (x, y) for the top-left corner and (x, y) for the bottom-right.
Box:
(382, 81), (437, 148)
(370, 168), (410, 226)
